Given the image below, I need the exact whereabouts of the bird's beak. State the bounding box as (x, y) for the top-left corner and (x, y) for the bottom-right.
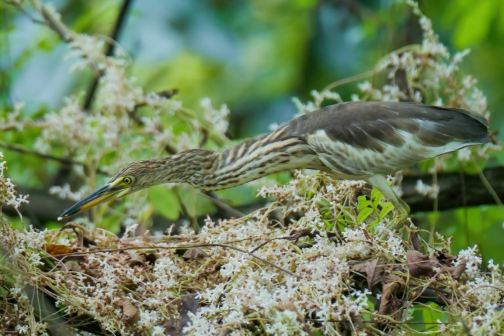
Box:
(57, 183), (130, 221)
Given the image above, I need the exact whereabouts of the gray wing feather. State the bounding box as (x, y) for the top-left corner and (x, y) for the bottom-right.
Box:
(284, 102), (489, 152)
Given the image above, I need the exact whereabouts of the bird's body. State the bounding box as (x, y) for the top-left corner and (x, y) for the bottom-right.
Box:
(59, 102), (490, 231)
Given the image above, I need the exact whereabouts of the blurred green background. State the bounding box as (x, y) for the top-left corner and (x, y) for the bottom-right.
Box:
(1, 0), (504, 263)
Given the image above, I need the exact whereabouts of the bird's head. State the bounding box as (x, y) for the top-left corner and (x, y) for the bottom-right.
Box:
(57, 161), (158, 221)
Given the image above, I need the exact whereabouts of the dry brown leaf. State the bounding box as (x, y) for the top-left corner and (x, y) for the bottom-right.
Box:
(410, 231), (420, 251)
(119, 297), (139, 325)
(305, 252), (326, 261)
(366, 258), (384, 290)
(361, 228), (372, 241)
(407, 250), (435, 277)
(183, 247), (209, 259)
(352, 259), (385, 290)
(64, 260), (82, 272)
(44, 243), (77, 256)
(349, 312), (365, 330)
(378, 275), (404, 315)
(127, 254), (146, 267)
(179, 294), (199, 335)
(451, 258), (466, 277)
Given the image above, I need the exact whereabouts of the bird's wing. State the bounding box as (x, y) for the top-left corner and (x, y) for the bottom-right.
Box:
(285, 102), (489, 153)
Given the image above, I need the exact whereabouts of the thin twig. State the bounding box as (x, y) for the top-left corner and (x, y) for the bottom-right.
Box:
(0, 141), (106, 175)
(47, 243), (295, 276)
(83, 0), (133, 110)
(473, 157), (503, 207)
(322, 70), (376, 92)
(306, 318), (454, 325)
(202, 191), (245, 218)
(39, 3), (72, 42)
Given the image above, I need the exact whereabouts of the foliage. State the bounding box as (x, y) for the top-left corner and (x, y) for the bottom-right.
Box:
(1, 0), (504, 335)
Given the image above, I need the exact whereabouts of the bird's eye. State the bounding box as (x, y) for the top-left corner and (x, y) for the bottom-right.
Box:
(123, 177), (133, 185)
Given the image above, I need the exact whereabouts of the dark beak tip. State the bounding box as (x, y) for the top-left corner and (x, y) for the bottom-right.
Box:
(56, 183), (115, 221)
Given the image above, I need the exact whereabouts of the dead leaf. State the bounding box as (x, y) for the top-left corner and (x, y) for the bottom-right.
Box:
(349, 312), (365, 330)
(406, 250), (435, 277)
(64, 260), (82, 272)
(127, 254), (146, 268)
(410, 231), (420, 251)
(305, 252), (326, 261)
(44, 243), (76, 256)
(378, 275), (404, 315)
(179, 294), (199, 335)
(119, 297), (139, 325)
(362, 228), (372, 241)
(451, 258), (466, 277)
(143, 252), (158, 265)
(365, 259), (384, 290)
(183, 248), (209, 259)
(352, 259), (385, 290)
(287, 229), (318, 241)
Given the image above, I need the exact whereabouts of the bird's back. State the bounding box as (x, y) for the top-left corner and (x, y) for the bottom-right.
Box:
(282, 102), (489, 177)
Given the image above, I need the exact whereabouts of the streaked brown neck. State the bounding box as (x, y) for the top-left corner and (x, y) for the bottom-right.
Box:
(149, 129), (324, 191)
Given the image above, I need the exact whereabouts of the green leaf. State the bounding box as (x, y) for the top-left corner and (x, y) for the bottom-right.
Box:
(357, 195), (371, 209)
(378, 202), (395, 221)
(371, 189), (384, 209)
(147, 186), (180, 220)
(357, 207), (374, 223)
(0, 286), (9, 297)
(454, 0), (494, 48)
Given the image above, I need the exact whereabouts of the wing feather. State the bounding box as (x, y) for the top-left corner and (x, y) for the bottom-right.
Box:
(284, 102), (489, 152)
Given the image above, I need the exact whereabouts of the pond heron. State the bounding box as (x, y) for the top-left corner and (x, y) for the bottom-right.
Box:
(59, 102), (489, 231)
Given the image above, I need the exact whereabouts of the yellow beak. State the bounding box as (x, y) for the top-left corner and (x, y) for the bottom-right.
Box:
(57, 184), (128, 220)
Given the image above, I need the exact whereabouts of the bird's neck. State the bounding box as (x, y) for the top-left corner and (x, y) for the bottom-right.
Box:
(149, 130), (323, 190)
(168, 131), (323, 191)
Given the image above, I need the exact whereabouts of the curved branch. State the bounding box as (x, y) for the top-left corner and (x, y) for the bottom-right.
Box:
(401, 166), (504, 212)
(83, 0), (133, 110)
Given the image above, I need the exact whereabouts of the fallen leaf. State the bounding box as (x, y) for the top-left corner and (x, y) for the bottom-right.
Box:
(451, 258), (466, 277)
(64, 260), (82, 272)
(127, 254), (146, 267)
(378, 275), (404, 315)
(44, 243), (77, 256)
(183, 248), (209, 259)
(410, 231), (420, 251)
(406, 250), (435, 277)
(365, 258), (385, 290)
(349, 312), (365, 330)
(118, 297), (139, 325)
(179, 294), (199, 335)
(352, 259), (385, 290)
(362, 228), (372, 241)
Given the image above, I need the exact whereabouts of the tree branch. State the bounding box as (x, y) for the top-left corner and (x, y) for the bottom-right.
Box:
(0, 141), (107, 175)
(83, 0), (133, 110)
(401, 166), (504, 212)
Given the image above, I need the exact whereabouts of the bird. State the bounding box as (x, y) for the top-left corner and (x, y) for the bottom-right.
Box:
(58, 101), (490, 231)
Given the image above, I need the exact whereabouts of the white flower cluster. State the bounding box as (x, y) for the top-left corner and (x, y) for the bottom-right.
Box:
(200, 97), (230, 139)
(414, 179), (440, 199)
(0, 152), (29, 211)
(292, 89), (342, 116)
(0, 102), (28, 131)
